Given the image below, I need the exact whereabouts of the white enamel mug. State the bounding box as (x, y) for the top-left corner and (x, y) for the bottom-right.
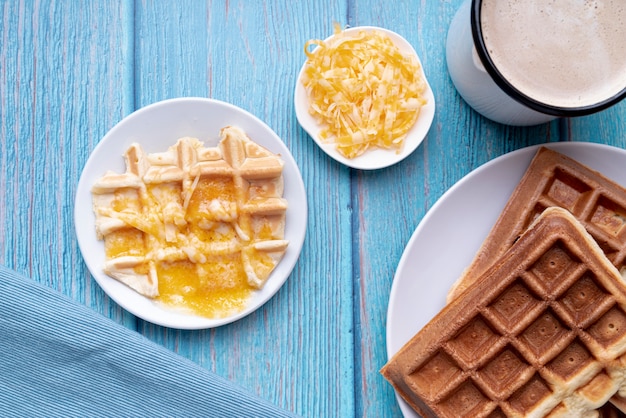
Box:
(446, 0), (626, 126)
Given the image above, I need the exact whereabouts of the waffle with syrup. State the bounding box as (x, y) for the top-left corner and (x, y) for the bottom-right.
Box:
(91, 126), (288, 316)
(382, 207), (626, 417)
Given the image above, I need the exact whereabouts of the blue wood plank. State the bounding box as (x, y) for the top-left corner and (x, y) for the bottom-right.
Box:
(132, 1), (354, 416)
(0, 1), (137, 327)
(347, 0), (565, 416)
(566, 100), (626, 148)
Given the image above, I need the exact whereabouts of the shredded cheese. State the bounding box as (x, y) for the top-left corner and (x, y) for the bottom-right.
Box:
(302, 25), (427, 159)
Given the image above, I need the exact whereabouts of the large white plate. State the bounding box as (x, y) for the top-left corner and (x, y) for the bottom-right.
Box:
(386, 141), (626, 416)
(294, 26), (435, 170)
(75, 98), (307, 330)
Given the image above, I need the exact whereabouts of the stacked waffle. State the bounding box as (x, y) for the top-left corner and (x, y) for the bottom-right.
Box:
(91, 126), (288, 317)
(382, 148), (626, 417)
(448, 148), (626, 302)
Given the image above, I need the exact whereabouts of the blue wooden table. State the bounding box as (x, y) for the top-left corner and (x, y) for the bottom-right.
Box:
(1, 1), (625, 416)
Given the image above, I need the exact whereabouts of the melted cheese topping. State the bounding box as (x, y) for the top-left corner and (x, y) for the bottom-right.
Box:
(104, 228), (145, 258)
(94, 132), (288, 319)
(157, 256), (251, 319)
(302, 25), (427, 158)
(103, 177), (267, 318)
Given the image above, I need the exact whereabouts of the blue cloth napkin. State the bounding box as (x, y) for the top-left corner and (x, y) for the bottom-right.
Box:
(0, 265), (297, 417)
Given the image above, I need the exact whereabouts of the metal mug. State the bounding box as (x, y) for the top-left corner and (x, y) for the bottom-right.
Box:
(446, 0), (626, 126)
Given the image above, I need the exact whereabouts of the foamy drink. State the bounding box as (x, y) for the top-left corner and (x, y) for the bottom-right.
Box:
(476, 0), (626, 111)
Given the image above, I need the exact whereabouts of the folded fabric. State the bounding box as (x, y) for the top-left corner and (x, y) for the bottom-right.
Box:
(0, 265), (297, 417)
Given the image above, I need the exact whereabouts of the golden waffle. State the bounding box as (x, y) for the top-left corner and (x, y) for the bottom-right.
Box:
(91, 126), (288, 316)
(445, 147), (626, 414)
(448, 147), (626, 302)
(382, 207), (626, 417)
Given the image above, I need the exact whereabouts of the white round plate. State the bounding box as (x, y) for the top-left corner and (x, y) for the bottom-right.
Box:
(75, 97), (307, 330)
(386, 141), (626, 416)
(294, 26), (436, 170)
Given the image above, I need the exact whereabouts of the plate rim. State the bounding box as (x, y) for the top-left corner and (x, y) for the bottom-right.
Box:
(294, 25), (436, 170)
(385, 141), (626, 416)
(74, 97), (307, 330)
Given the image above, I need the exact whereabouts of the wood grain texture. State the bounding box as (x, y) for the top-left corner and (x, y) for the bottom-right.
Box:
(2, 0), (626, 417)
(0, 0), (136, 327)
(133, 1), (354, 416)
(565, 100), (626, 147)
(349, 1), (558, 416)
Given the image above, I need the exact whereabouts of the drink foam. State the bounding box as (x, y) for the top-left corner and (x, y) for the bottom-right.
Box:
(480, 0), (626, 109)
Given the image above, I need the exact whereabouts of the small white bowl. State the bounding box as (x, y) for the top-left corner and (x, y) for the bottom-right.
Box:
(294, 26), (436, 170)
(74, 97), (307, 329)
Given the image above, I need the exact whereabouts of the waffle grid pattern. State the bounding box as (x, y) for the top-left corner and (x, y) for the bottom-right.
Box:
(384, 208), (626, 418)
(412, 248), (626, 417)
(529, 163), (626, 277)
(441, 148), (626, 415)
(450, 148), (626, 304)
(91, 126), (288, 298)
